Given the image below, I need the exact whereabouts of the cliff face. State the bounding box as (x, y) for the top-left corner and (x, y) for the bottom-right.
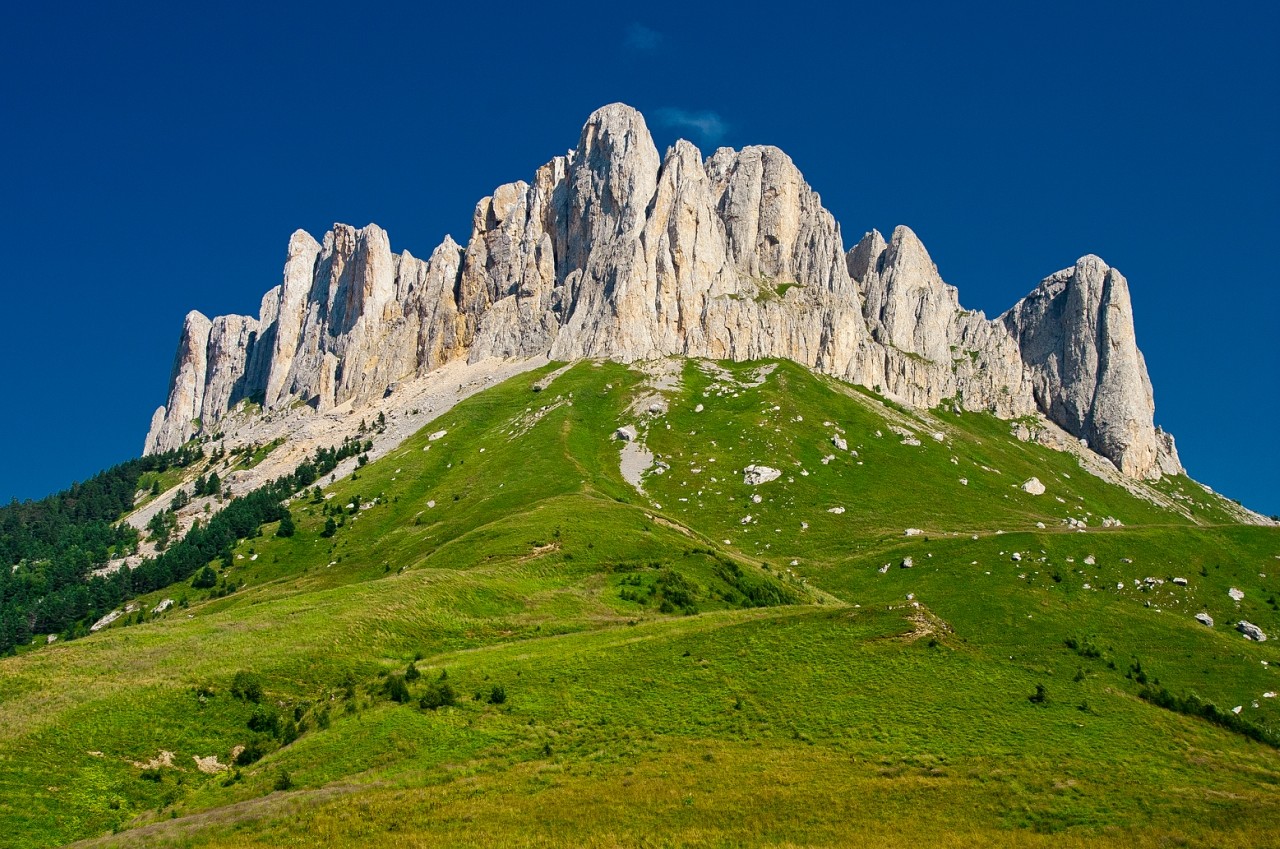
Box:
(144, 103), (1181, 480)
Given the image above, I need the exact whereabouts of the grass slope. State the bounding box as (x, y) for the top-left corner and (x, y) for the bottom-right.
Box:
(1, 358), (1278, 848)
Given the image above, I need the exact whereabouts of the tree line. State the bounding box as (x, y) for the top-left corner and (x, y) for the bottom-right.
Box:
(0, 435), (370, 654)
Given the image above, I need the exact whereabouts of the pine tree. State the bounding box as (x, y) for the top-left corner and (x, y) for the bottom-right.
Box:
(276, 510), (295, 538)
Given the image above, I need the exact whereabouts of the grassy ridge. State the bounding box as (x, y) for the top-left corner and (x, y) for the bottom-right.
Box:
(1, 358), (1278, 847)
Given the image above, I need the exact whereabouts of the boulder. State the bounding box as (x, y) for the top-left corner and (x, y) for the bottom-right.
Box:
(742, 464), (782, 485)
(1238, 621), (1267, 642)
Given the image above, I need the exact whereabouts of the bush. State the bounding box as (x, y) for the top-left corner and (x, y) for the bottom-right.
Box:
(488, 685), (507, 705)
(230, 671), (263, 703)
(404, 662), (421, 682)
(419, 681), (456, 710)
(247, 706), (279, 735)
(385, 675), (410, 704)
(1064, 635), (1102, 659)
(1140, 685), (1280, 748)
(1028, 683), (1047, 704)
(321, 517), (337, 538)
(274, 769), (294, 791)
(191, 566), (218, 589)
(235, 737), (269, 766)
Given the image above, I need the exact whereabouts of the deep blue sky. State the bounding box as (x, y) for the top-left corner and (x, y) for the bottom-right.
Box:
(1, 1), (1276, 515)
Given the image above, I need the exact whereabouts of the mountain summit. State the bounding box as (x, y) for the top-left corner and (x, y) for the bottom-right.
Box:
(145, 103), (1180, 480)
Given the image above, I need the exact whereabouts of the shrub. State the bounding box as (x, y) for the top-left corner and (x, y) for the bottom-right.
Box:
(419, 681), (457, 710)
(1140, 685), (1280, 748)
(230, 671), (263, 703)
(247, 706), (279, 735)
(235, 737), (269, 766)
(1063, 635), (1102, 659)
(488, 684), (507, 705)
(274, 770), (294, 791)
(1029, 684), (1047, 704)
(385, 675), (410, 704)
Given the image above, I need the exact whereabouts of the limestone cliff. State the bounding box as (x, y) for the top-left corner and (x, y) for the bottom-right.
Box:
(144, 103), (1181, 480)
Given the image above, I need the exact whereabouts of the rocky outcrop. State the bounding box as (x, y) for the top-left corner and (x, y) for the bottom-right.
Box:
(144, 103), (1181, 480)
(1002, 256), (1181, 479)
(846, 226), (1036, 418)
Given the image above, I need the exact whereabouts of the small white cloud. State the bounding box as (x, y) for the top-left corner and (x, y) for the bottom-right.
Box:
(625, 23), (662, 51)
(654, 108), (729, 145)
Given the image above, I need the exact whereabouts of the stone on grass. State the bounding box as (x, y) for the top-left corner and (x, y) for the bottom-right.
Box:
(1237, 621), (1267, 641)
(1020, 477), (1046, 495)
(743, 464), (782, 485)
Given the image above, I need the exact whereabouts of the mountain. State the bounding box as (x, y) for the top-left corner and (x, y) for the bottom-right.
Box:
(3, 105), (1278, 849)
(144, 103), (1180, 482)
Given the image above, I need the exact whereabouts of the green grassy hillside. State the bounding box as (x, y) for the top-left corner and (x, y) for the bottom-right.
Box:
(2, 359), (1278, 848)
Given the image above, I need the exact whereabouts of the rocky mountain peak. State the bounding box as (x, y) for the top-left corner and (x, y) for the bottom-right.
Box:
(144, 103), (1182, 481)
(1003, 254), (1180, 479)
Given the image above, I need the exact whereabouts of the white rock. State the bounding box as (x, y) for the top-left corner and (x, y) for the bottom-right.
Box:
(90, 610), (122, 632)
(1229, 587), (1245, 602)
(1237, 621), (1267, 641)
(904, 528), (923, 536)
(1195, 612), (1214, 627)
(828, 506), (845, 514)
(832, 435), (848, 451)
(615, 425), (638, 443)
(1020, 477), (1046, 495)
(743, 465), (782, 485)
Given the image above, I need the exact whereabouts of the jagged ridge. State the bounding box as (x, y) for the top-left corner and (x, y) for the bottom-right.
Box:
(145, 103), (1180, 480)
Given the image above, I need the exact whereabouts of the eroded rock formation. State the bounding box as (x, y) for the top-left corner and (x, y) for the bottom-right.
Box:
(144, 103), (1180, 479)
